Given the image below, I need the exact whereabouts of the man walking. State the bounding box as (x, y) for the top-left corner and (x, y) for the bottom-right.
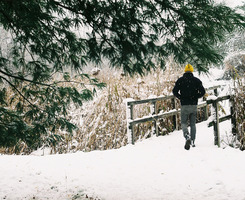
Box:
(173, 64), (206, 150)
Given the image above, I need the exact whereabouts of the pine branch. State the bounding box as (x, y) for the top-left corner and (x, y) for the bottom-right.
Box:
(0, 69), (54, 88)
(0, 75), (37, 109)
(166, 7), (184, 39)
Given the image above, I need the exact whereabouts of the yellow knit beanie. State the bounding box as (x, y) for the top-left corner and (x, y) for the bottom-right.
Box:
(184, 64), (194, 72)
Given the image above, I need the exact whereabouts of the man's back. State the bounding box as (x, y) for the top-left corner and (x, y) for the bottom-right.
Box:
(173, 72), (205, 105)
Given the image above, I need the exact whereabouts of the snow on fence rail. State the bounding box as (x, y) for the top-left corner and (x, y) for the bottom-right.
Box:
(126, 85), (236, 147)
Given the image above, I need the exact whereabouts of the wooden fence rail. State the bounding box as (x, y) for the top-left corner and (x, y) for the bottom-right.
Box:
(206, 95), (236, 147)
(126, 85), (235, 146)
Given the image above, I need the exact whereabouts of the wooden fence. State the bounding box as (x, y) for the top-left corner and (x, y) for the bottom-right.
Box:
(126, 85), (235, 147)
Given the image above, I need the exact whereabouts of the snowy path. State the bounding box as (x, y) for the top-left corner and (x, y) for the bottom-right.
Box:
(1, 121), (245, 200)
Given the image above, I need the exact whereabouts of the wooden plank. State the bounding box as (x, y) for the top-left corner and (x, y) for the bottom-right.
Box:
(197, 102), (207, 108)
(127, 95), (174, 106)
(130, 101), (209, 126)
(130, 104), (135, 144)
(127, 86), (222, 106)
(230, 97), (237, 135)
(208, 115), (232, 127)
(130, 109), (180, 126)
(215, 101), (220, 147)
(206, 95), (230, 105)
(206, 85), (221, 91)
(172, 98), (177, 130)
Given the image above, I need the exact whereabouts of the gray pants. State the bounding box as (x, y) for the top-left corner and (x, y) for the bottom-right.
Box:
(181, 105), (197, 141)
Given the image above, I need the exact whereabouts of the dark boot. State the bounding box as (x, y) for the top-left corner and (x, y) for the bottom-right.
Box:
(184, 139), (191, 150)
(191, 140), (195, 147)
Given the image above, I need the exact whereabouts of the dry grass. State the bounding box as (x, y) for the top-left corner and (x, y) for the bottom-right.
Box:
(70, 60), (183, 152)
(1, 58), (220, 154)
(232, 73), (245, 150)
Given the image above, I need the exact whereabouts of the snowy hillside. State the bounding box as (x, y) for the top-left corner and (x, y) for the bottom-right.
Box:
(1, 120), (245, 200)
(0, 68), (243, 200)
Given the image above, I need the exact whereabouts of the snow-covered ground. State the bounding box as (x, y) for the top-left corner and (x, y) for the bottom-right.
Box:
(0, 69), (243, 200)
(1, 119), (245, 200)
(0, 67), (243, 200)
(0, 66), (243, 200)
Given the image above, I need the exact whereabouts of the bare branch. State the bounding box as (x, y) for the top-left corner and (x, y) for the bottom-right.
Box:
(0, 75), (37, 109)
(0, 69), (54, 88)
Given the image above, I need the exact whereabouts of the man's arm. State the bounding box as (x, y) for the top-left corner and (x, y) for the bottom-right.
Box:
(197, 81), (205, 98)
(172, 80), (181, 99)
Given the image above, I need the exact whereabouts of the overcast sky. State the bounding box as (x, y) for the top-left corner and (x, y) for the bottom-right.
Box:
(215, 0), (244, 8)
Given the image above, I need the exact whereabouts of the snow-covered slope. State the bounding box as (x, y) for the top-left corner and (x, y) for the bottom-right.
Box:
(1, 120), (245, 200)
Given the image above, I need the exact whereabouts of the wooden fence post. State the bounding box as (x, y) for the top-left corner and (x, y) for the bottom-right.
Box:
(130, 104), (135, 144)
(151, 102), (159, 136)
(212, 100), (220, 147)
(213, 87), (220, 146)
(171, 98), (177, 130)
(203, 96), (209, 121)
(214, 88), (218, 96)
(126, 101), (135, 145)
(230, 96), (237, 135)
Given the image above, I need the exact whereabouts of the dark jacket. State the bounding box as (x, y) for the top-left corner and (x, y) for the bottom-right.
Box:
(172, 72), (205, 105)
